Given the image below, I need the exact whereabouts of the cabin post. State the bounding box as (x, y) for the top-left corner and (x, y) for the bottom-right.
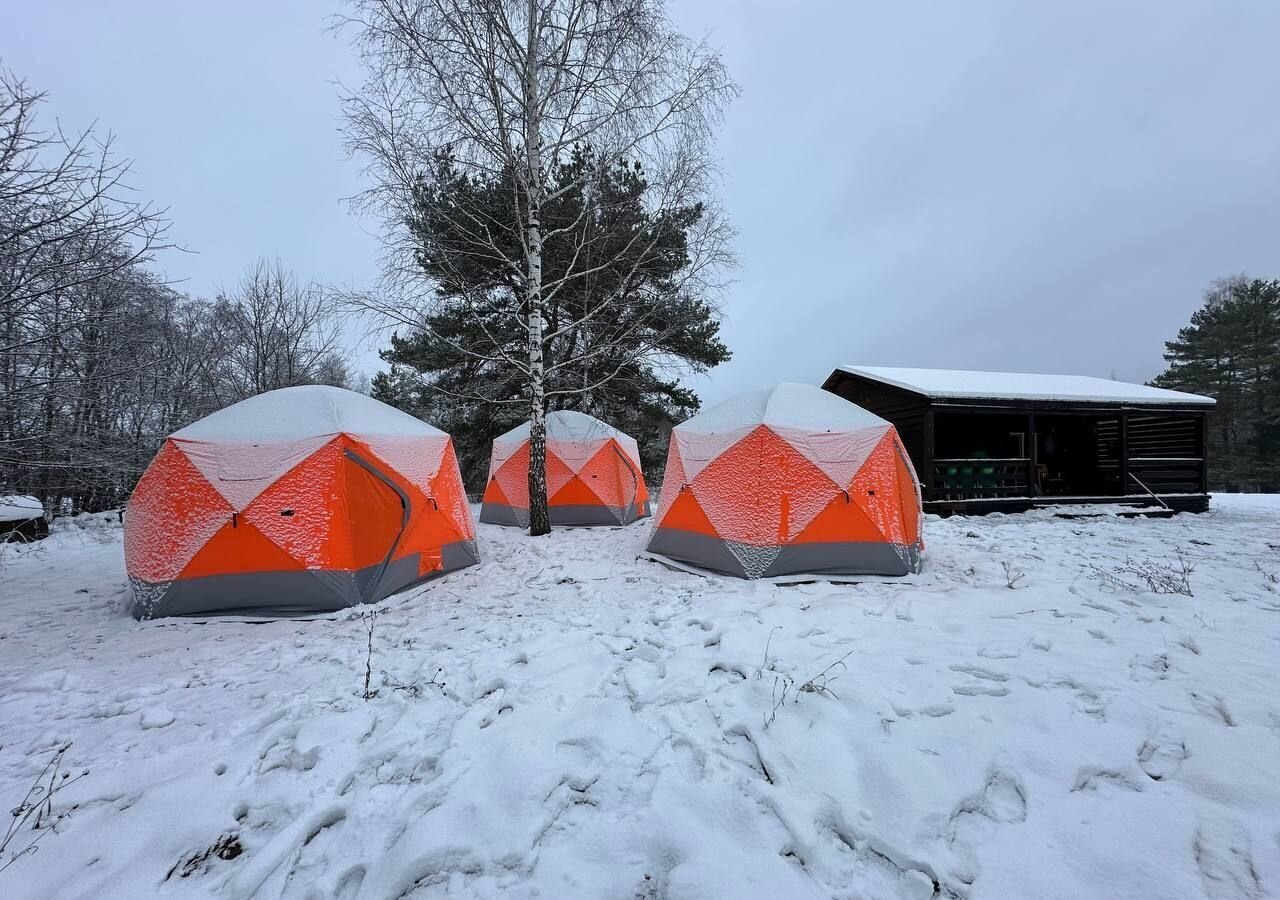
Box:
(1199, 412), (1210, 494)
(922, 407), (935, 502)
(1027, 412), (1038, 497)
(1119, 412), (1129, 498)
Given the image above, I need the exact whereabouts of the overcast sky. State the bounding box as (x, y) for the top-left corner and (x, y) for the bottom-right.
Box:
(8, 1), (1280, 405)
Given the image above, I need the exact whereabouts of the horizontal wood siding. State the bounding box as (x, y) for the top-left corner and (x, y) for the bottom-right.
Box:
(1126, 412), (1205, 495)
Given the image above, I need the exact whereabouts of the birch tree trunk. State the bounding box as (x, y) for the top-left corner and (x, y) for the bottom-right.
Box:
(524, 0), (551, 536)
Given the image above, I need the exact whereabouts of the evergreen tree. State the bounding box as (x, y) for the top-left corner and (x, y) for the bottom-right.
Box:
(373, 147), (729, 493)
(1154, 277), (1280, 491)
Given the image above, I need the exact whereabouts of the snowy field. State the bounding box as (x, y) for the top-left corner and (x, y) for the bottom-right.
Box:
(2, 497), (1279, 900)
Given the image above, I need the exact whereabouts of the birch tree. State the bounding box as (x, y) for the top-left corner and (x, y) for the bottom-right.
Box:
(340, 0), (735, 534)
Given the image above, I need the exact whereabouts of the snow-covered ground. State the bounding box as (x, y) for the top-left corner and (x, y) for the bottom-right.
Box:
(1, 497), (1279, 899)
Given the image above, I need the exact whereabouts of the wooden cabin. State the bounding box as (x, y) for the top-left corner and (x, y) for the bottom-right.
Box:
(821, 366), (1215, 515)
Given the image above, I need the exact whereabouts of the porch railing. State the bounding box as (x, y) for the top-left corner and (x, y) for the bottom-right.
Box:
(931, 457), (1030, 500)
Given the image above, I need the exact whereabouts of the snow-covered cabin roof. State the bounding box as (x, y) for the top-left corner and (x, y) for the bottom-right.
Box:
(492, 410), (630, 445)
(679, 383), (889, 434)
(0, 495), (43, 523)
(832, 366), (1215, 407)
(172, 386), (445, 442)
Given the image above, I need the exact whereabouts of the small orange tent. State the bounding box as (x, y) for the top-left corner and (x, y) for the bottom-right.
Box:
(480, 410), (649, 527)
(646, 383), (923, 578)
(124, 386), (477, 618)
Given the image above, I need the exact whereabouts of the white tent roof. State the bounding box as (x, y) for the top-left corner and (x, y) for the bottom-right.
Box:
(678, 383), (888, 435)
(172, 386), (445, 442)
(492, 409), (629, 445)
(834, 366), (1216, 407)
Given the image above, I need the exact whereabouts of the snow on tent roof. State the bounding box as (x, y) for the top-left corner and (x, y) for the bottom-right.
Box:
(836, 366), (1216, 407)
(679, 382), (889, 434)
(0, 495), (43, 523)
(171, 385), (445, 442)
(492, 409), (628, 445)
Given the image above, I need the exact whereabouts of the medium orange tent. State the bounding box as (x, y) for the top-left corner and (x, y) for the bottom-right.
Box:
(124, 386), (477, 618)
(646, 383), (923, 578)
(480, 410), (650, 527)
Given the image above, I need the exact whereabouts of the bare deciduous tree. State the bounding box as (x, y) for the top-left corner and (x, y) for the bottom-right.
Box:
(339, 0), (736, 534)
(217, 259), (348, 398)
(1, 69), (171, 356)
(0, 74), (353, 518)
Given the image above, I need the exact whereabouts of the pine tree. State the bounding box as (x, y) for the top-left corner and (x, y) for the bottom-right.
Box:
(1155, 277), (1280, 491)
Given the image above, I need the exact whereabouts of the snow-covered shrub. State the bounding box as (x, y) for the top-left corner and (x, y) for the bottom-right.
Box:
(1090, 549), (1194, 596)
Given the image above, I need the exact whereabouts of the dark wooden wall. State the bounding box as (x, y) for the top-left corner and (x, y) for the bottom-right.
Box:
(822, 373), (929, 464)
(1126, 412), (1205, 495)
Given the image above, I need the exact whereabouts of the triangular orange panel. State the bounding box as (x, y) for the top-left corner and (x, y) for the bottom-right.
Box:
(692, 427), (832, 545)
(792, 490), (885, 544)
(653, 438), (688, 522)
(544, 448), (577, 498)
(482, 476), (509, 506)
(244, 439), (345, 570)
(431, 440), (475, 540)
(180, 519), (306, 579)
(576, 442), (629, 507)
(492, 443), (530, 509)
(550, 474), (607, 508)
(125, 441), (232, 582)
(656, 487), (720, 538)
(893, 440), (921, 545)
(849, 434), (902, 544)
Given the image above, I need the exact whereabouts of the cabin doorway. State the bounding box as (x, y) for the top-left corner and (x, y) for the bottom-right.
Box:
(1034, 415), (1122, 497)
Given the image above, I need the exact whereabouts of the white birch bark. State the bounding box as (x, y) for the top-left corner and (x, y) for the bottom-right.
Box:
(523, 0), (551, 535)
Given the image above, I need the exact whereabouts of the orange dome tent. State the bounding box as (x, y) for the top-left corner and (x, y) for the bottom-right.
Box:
(480, 410), (650, 527)
(646, 383), (923, 578)
(124, 386), (478, 618)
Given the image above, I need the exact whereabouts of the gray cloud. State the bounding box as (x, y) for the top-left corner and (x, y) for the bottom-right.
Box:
(7, 1), (1279, 403)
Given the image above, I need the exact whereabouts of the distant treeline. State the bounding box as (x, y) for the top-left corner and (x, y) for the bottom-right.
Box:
(1155, 277), (1280, 492)
(1, 73), (347, 515)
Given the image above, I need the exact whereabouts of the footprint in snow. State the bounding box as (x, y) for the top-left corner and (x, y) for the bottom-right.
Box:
(949, 663), (1009, 682)
(1128, 652), (1172, 682)
(1137, 729), (1189, 781)
(977, 642), (1021, 660)
(1194, 817), (1264, 900)
(948, 767), (1028, 847)
(670, 735), (706, 783)
(1190, 691), (1236, 727)
(893, 702), (956, 718)
(952, 683), (1009, 698)
(1071, 767), (1144, 794)
(140, 705), (175, 729)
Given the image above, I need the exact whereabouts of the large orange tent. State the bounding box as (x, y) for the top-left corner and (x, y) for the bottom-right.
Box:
(480, 410), (650, 527)
(124, 386), (477, 618)
(646, 383), (923, 578)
